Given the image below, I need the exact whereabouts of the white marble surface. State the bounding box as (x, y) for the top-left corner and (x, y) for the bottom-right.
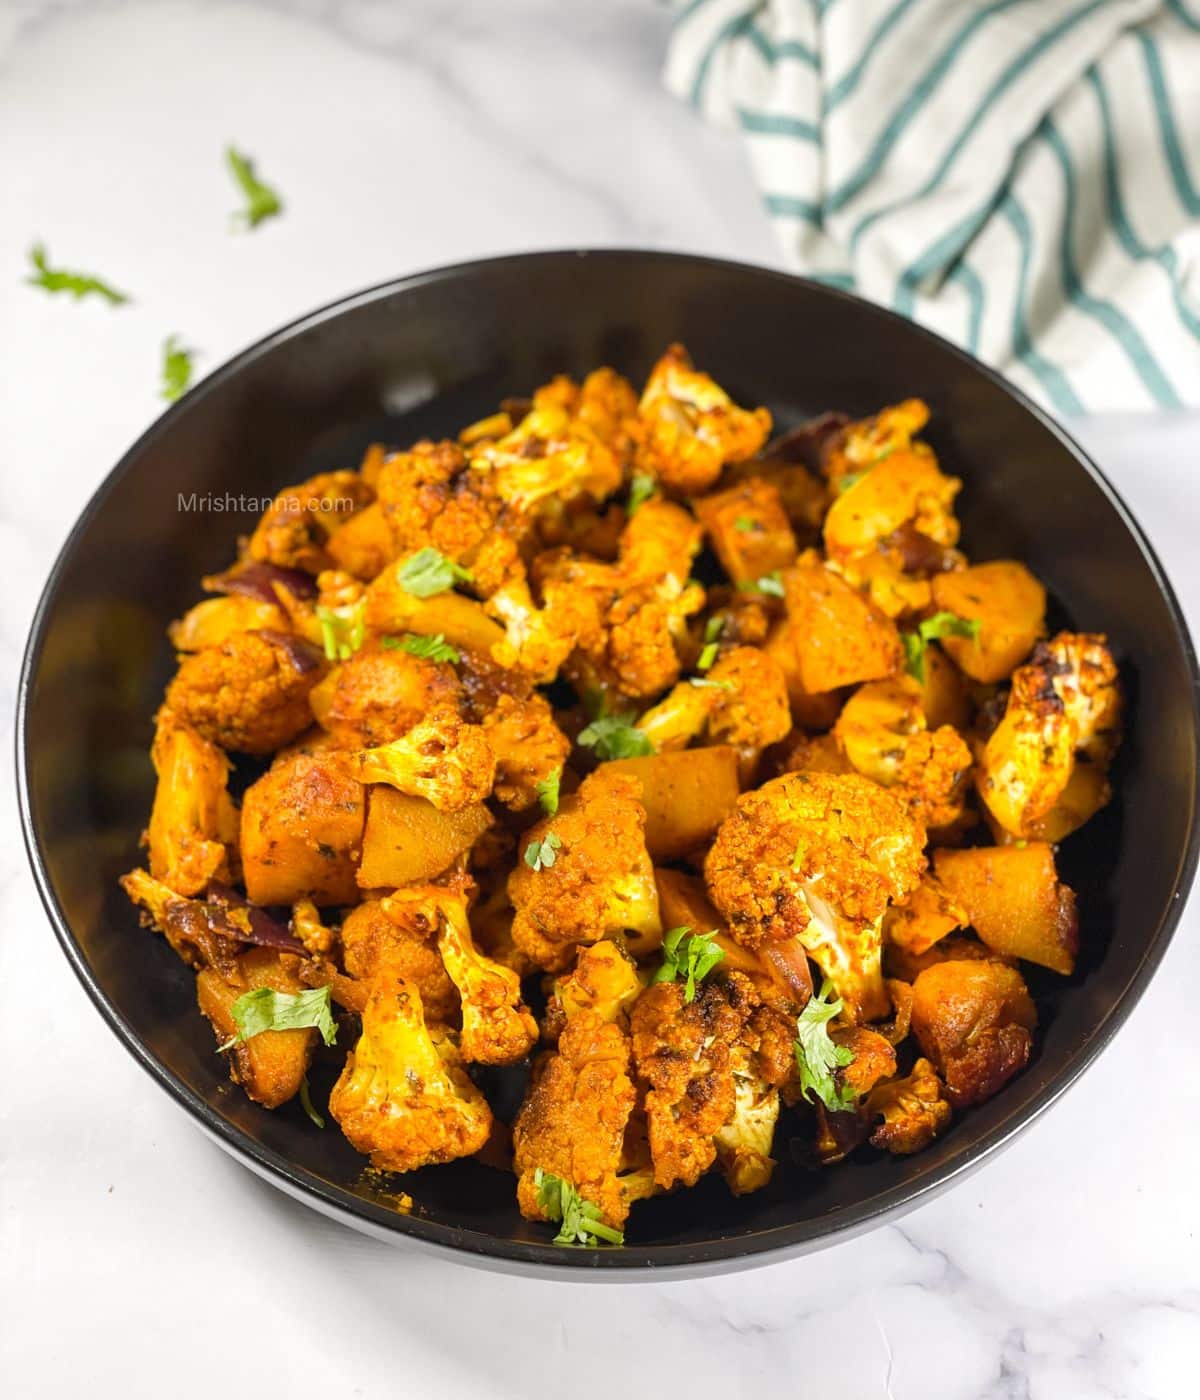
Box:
(2, 3), (1199, 1396)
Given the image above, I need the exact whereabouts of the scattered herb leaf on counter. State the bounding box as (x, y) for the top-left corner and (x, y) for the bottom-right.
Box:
(535, 767), (562, 816)
(653, 926), (725, 1003)
(902, 611), (981, 683)
(26, 243), (128, 305)
(793, 979), (856, 1113)
(385, 632), (460, 664)
(534, 1169), (623, 1247)
(219, 985), (337, 1051)
(397, 547), (473, 598)
(316, 598), (366, 661)
(160, 336), (195, 402)
(226, 146), (284, 229)
(577, 713), (654, 760)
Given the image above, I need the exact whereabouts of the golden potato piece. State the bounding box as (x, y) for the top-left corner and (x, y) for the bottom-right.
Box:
(356, 787), (491, 888)
(240, 748), (365, 906)
(934, 843), (1079, 975)
(693, 477), (798, 585)
(782, 552), (902, 693)
(606, 746), (741, 861)
(930, 562), (1045, 683)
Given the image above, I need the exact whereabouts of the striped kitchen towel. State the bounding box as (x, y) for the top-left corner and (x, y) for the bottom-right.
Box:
(665, 0), (1200, 413)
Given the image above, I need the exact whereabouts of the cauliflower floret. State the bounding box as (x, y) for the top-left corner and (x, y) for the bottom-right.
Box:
(542, 939), (644, 1043)
(508, 768), (661, 972)
(823, 448), (961, 564)
(165, 630), (325, 754)
(308, 642), (462, 747)
(328, 957), (493, 1173)
(979, 631), (1122, 840)
(350, 708), (496, 811)
(704, 772), (926, 1021)
(341, 897), (460, 1026)
(865, 1057), (952, 1154)
(513, 1010), (650, 1233)
(486, 570), (604, 683)
(910, 959), (1037, 1109)
(382, 885), (537, 1066)
(635, 344), (772, 495)
(820, 399), (931, 491)
(146, 710), (239, 896)
(635, 646), (792, 753)
(248, 470), (375, 575)
(630, 971), (793, 1192)
(833, 677), (973, 828)
(470, 398), (622, 513)
(479, 692), (571, 811)
(883, 872), (968, 956)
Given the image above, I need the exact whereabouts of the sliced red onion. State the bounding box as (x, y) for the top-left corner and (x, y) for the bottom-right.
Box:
(205, 882), (306, 953)
(762, 412), (849, 470)
(258, 630), (325, 675)
(206, 561), (318, 604)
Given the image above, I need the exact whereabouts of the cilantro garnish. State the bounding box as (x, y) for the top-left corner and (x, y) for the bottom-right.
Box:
(161, 335), (195, 402)
(793, 979), (856, 1113)
(652, 926), (725, 1003)
(534, 1168), (624, 1247)
(316, 598), (366, 661)
(26, 243), (128, 305)
(383, 632), (460, 664)
(397, 547), (473, 598)
(577, 713), (654, 761)
(218, 985), (337, 1052)
(697, 615), (723, 671)
(627, 471), (657, 515)
(535, 767), (562, 816)
(299, 1075), (325, 1129)
(902, 611), (981, 683)
(524, 832), (562, 871)
(737, 571), (785, 597)
(226, 146), (283, 229)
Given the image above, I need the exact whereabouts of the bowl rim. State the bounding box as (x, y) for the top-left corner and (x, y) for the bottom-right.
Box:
(16, 246), (1200, 1276)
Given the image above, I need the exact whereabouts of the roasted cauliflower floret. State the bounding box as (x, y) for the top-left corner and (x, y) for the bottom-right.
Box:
(248, 470), (375, 575)
(146, 710), (239, 896)
(820, 399), (931, 491)
(823, 447), (961, 563)
(308, 642), (461, 747)
(350, 708), (496, 812)
(542, 939), (643, 1043)
(635, 646), (792, 753)
(375, 440), (520, 598)
(866, 1057), (953, 1154)
(833, 677), (973, 828)
(329, 961), (492, 1173)
(705, 772), (926, 1021)
(910, 959), (1037, 1109)
(165, 630), (325, 754)
(509, 768), (661, 972)
(631, 971), (793, 1193)
(883, 871), (968, 957)
(635, 344), (772, 495)
(979, 631), (1122, 840)
(480, 692), (571, 811)
(470, 397), (622, 513)
(513, 1010), (648, 1232)
(381, 884), (537, 1066)
(341, 897), (460, 1026)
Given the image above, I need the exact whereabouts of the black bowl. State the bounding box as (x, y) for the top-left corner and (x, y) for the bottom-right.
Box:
(18, 250), (1200, 1276)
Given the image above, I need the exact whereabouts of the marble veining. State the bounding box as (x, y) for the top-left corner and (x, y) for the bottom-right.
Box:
(2, 3), (1198, 1396)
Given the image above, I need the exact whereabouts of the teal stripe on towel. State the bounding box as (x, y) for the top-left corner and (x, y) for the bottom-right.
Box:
(824, 0), (1027, 217)
(999, 194), (1085, 414)
(1087, 68), (1200, 341)
(737, 109), (820, 140)
(1138, 31), (1200, 214)
(824, 0), (918, 114)
(741, 22), (820, 68)
(948, 262), (986, 355)
(888, 0), (1111, 312)
(763, 193), (823, 222)
(689, 10), (755, 108)
(1040, 118), (1182, 408)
